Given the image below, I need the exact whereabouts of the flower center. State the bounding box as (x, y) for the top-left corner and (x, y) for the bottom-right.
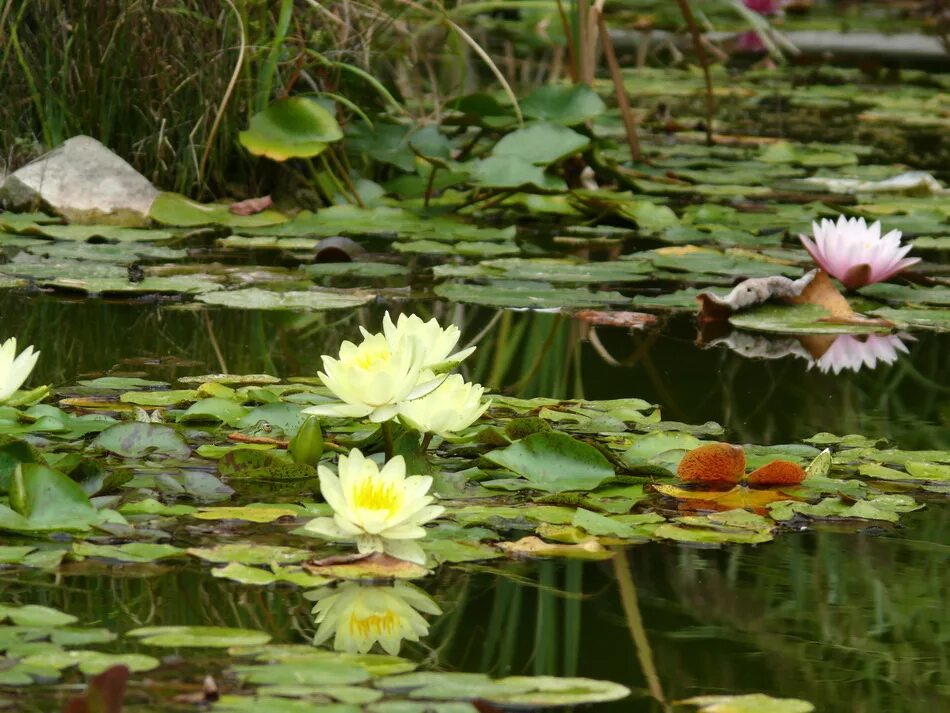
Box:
(353, 346), (392, 370)
(349, 610), (398, 638)
(352, 479), (401, 514)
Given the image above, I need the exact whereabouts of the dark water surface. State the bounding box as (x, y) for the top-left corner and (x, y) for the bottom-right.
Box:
(0, 291), (947, 710)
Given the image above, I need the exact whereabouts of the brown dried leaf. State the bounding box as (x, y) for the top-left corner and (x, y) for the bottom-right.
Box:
(495, 536), (613, 560)
(574, 310), (658, 329)
(697, 270), (817, 320)
(229, 195), (273, 216)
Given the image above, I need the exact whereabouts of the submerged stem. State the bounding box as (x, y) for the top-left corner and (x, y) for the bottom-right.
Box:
(612, 551), (669, 708)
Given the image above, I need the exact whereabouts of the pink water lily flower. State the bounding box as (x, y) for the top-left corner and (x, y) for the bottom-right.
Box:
(811, 334), (911, 375)
(799, 216), (920, 289)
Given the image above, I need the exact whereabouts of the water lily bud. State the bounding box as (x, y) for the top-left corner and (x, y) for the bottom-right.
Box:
(290, 416), (324, 466)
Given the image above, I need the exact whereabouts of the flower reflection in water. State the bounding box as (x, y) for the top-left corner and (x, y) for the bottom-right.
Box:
(309, 581), (441, 655)
(809, 333), (912, 375)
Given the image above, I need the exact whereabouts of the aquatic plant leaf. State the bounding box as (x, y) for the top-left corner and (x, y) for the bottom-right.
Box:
(4, 464), (105, 532)
(72, 542), (184, 563)
(210, 562), (328, 587)
(240, 97), (342, 161)
(24, 649), (159, 674)
(193, 504), (302, 523)
(681, 693), (814, 712)
(92, 422), (191, 459)
(178, 398), (250, 426)
(234, 660), (370, 686)
(213, 696), (361, 712)
(521, 84), (606, 125)
(434, 282), (625, 309)
(484, 431), (614, 493)
(218, 449), (317, 481)
(126, 626), (271, 648)
(0, 603), (77, 627)
(197, 288), (373, 311)
(867, 307), (950, 332)
(470, 155), (565, 191)
(729, 304), (892, 335)
(149, 192), (288, 227)
(571, 509), (644, 538)
(492, 123), (590, 166)
(617, 200), (680, 232)
(187, 544), (312, 565)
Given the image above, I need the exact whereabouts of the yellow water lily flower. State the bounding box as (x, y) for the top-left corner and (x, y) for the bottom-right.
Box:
(379, 312), (475, 368)
(0, 338), (39, 404)
(397, 374), (490, 438)
(303, 448), (443, 564)
(304, 331), (440, 422)
(310, 581), (441, 655)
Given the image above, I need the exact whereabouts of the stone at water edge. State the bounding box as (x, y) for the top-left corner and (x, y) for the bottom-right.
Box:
(0, 135), (158, 226)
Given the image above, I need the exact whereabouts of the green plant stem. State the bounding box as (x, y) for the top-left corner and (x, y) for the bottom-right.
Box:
(675, 0), (715, 144)
(381, 421), (394, 460)
(326, 146), (365, 207)
(424, 166), (439, 209)
(421, 432), (434, 451)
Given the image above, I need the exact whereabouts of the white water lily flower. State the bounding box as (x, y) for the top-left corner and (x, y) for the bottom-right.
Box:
(378, 312), (475, 368)
(303, 448), (443, 564)
(0, 338), (40, 404)
(810, 333), (911, 375)
(397, 374), (490, 438)
(304, 331), (440, 422)
(799, 216), (920, 289)
(311, 581), (441, 655)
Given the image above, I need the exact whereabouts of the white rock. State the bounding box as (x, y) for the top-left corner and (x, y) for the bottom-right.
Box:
(0, 136), (158, 226)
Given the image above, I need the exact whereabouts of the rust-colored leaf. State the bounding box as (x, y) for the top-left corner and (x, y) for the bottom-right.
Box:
(788, 268), (856, 319)
(574, 310), (657, 329)
(229, 195), (273, 216)
(745, 460), (807, 486)
(677, 443), (746, 484)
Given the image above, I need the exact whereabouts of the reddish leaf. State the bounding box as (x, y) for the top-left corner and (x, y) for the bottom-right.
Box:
(574, 310), (657, 329)
(655, 483), (797, 512)
(63, 665), (129, 713)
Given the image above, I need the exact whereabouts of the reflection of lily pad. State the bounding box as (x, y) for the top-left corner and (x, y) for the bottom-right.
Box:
(729, 304), (892, 335)
(434, 282), (624, 309)
(197, 288), (373, 311)
(127, 626), (271, 648)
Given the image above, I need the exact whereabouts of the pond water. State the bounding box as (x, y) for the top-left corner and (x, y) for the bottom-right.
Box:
(1, 291), (946, 711)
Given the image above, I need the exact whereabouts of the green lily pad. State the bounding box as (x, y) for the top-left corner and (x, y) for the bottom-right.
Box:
(149, 192), (288, 228)
(730, 304), (892, 335)
(484, 431), (615, 493)
(127, 626), (271, 648)
(92, 422), (191, 459)
(240, 97), (343, 161)
(681, 693), (814, 713)
(521, 84), (606, 125)
(492, 123), (590, 166)
(72, 542), (184, 563)
(434, 282), (625, 309)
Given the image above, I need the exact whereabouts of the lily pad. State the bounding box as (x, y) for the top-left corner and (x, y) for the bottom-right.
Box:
(240, 97), (343, 161)
(126, 626), (271, 648)
(484, 432), (615, 493)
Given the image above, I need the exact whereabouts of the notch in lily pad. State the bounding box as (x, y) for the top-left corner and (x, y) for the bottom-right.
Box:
(240, 97), (343, 161)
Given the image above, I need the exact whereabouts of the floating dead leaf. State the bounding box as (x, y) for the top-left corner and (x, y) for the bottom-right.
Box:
(63, 664), (129, 713)
(573, 310), (657, 329)
(745, 460), (806, 486)
(654, 483), (798, 512)
(302, 552), (429, 580)
(495, 536), (613, 560)
(229, 195), (273, 216)
(677, 443), (746, 484)
(698, 270), (817, 320)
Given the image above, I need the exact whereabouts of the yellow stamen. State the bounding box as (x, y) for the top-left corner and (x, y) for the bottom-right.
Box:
(349, 611), (398, 637)
(352, 479), (401, 514)
(354, 346), (391, 370)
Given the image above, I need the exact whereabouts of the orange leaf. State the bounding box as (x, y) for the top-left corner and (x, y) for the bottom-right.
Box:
(654, 483), (798, 512)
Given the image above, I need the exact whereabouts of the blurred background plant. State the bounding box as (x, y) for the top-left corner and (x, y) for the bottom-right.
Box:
(3, 0), (941, 200)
